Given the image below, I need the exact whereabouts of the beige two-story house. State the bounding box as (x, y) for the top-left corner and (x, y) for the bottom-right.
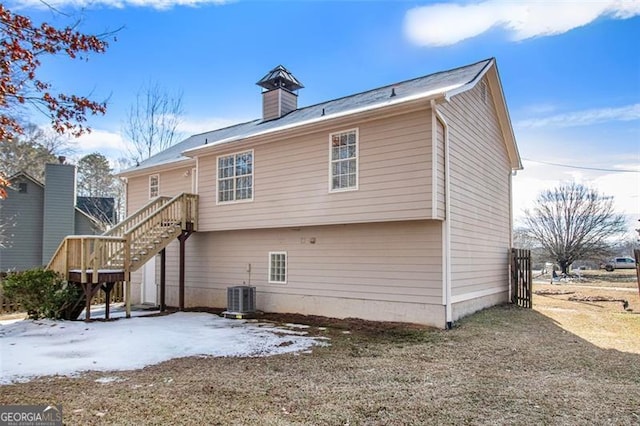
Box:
(116, 58), (521, 328)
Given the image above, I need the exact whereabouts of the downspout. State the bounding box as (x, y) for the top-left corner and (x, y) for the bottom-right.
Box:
(431, 100), (452, 329)
(508, 169), (516, 302)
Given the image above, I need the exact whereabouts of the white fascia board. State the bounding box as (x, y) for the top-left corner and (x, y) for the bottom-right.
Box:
(181, 85), (458, 158)
(443, 58), (523, 171)
(117, 157), (195, 178)
(443, 58), (494, 101)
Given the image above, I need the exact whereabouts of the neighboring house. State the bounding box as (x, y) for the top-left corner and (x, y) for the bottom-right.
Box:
(117, 58), (521, 328)
(77, 196), (118, 226)
(0, 162), (108, 272)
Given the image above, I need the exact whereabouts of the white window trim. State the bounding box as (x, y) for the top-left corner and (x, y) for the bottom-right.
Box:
(216, 149), (255, 205)
(268, 251), (287, 284)
(149, 174), (159, 199)
(328, 128), (359, 193)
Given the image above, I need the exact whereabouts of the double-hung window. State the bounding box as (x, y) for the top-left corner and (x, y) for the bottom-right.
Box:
(149, 174), (159, 198)
(217, 150), (253, 203)
(268, 252), (287, 284)
(330, 129), (358, 192)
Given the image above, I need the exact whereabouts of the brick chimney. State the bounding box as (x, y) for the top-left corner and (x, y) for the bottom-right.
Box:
(256, 65), (303, 121)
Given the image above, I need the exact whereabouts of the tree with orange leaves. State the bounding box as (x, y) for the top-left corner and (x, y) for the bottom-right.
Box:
(0, 5), (113, 198)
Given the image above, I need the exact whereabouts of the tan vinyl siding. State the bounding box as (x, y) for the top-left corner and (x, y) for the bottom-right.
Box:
(197, 109), (433, 231)
(125, 166), (193, 215)
(162, 220), (444, 325)
(435, 118), (446, 219)
(440, 77), (511, 299)
(262, 89), (280, 121)
(125, 165), (194, 300)
(280, 90), (297, 115)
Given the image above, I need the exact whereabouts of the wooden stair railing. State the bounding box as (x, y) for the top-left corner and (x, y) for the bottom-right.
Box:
(104, 196), (172, 238)
(47, 193), (198, 282)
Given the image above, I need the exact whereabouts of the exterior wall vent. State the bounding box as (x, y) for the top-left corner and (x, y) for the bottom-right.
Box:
(224, 286), (256, 318)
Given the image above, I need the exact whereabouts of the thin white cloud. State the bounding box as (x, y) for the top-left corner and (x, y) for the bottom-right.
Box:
(404, 0), (640, 46)
(14, 0), (231, 10)
(177, 116), (243, 135)
(74, 128), (128, 156)
(515, 104), (640, 129)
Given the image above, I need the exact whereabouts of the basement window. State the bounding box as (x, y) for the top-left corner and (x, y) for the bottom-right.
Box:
(217, 150), (253, 203)
(149, 174), (159, 198)
(269, 252), (287, 284)
(329, 128), (358, 192)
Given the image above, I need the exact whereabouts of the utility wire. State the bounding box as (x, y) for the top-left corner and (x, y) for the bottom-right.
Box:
(522, 158), (640, 173)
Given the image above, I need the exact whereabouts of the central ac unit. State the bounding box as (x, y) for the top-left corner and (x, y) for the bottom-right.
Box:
(226, 286), (256, 314)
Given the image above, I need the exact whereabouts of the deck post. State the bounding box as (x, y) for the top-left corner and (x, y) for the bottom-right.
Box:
(125, 280), (131, 318)
(84, 283), (91, 321)
(177, 225), (194, 311)
(103, 282), (115, 320)
(179, 234), (185, 311)
(160, 248), (166, 311)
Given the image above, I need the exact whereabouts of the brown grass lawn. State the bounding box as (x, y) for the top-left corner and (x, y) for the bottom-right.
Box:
(1, 275), (639, 425)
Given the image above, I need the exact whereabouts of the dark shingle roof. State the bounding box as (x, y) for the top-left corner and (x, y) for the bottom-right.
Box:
(127, 59), (492, 173)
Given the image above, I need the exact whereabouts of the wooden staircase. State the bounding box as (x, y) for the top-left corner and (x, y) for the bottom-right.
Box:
(47, 193), (198, 319)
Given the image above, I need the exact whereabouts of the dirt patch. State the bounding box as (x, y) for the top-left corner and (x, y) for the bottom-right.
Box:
(567, 295), (630, 310)
(534, 289), (575, 295)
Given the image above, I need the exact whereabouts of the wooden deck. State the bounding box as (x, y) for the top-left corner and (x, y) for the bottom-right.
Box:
(46, 193), (198, 321)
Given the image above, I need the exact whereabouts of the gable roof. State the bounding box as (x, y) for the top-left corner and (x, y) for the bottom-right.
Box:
(5, 171), (115, 226)
(7, 171), (45, 190)
(77, 196), (117, 225)
(121, 58), (520, 175)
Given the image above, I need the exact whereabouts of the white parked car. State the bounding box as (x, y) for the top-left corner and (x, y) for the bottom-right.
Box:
(604, 257), (636, 271)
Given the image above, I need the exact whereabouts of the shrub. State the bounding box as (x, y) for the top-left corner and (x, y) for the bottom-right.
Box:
(2, 269), (81, 320)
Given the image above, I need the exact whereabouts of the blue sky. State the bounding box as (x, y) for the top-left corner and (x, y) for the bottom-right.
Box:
(10, 0), (640, 232)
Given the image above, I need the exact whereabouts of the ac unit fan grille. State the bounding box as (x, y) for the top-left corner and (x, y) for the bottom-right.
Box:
(227, 286), (256, 313)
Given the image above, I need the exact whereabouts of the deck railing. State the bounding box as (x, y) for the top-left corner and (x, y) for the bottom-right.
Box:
(47, 193), (198, 283)
(105, 196), (172, 238)
(47, 235), (128, 283)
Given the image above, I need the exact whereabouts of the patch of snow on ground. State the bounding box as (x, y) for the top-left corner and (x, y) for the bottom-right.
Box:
(0, 318), (26, 326)
(81, 303), (160, 319)
(95, 376), (126, 384)
(0, 312), (328, 384)
(284, 323), (311, 329)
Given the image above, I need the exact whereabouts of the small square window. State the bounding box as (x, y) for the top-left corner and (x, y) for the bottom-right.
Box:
(268, 252), (287, 284)
(149, 174), (159, 198)
(18, 182), (27, 193)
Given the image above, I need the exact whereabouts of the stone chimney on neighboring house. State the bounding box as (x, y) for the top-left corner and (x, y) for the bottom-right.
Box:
(256, 65), (304, 121)
(41, 160), (77, 264)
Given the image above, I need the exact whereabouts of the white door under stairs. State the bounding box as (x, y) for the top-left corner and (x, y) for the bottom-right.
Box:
(142, 256), (157, 305)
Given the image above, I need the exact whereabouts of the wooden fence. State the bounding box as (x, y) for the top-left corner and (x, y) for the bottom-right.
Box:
(635, 249), (640, 298)
(510, 248), (532, 308)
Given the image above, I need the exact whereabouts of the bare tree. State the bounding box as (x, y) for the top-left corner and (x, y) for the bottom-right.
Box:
(123, 82), (184, 163)
(522, 182), (627, 274)
(0, 124), (74, 182)
(0, 204), (15, 247)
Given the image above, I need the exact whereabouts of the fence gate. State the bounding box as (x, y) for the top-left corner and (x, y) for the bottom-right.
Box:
(510, 248), (532, 308)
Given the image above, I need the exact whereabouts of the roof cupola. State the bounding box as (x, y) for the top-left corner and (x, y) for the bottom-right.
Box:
(256, 65), (303, 121)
